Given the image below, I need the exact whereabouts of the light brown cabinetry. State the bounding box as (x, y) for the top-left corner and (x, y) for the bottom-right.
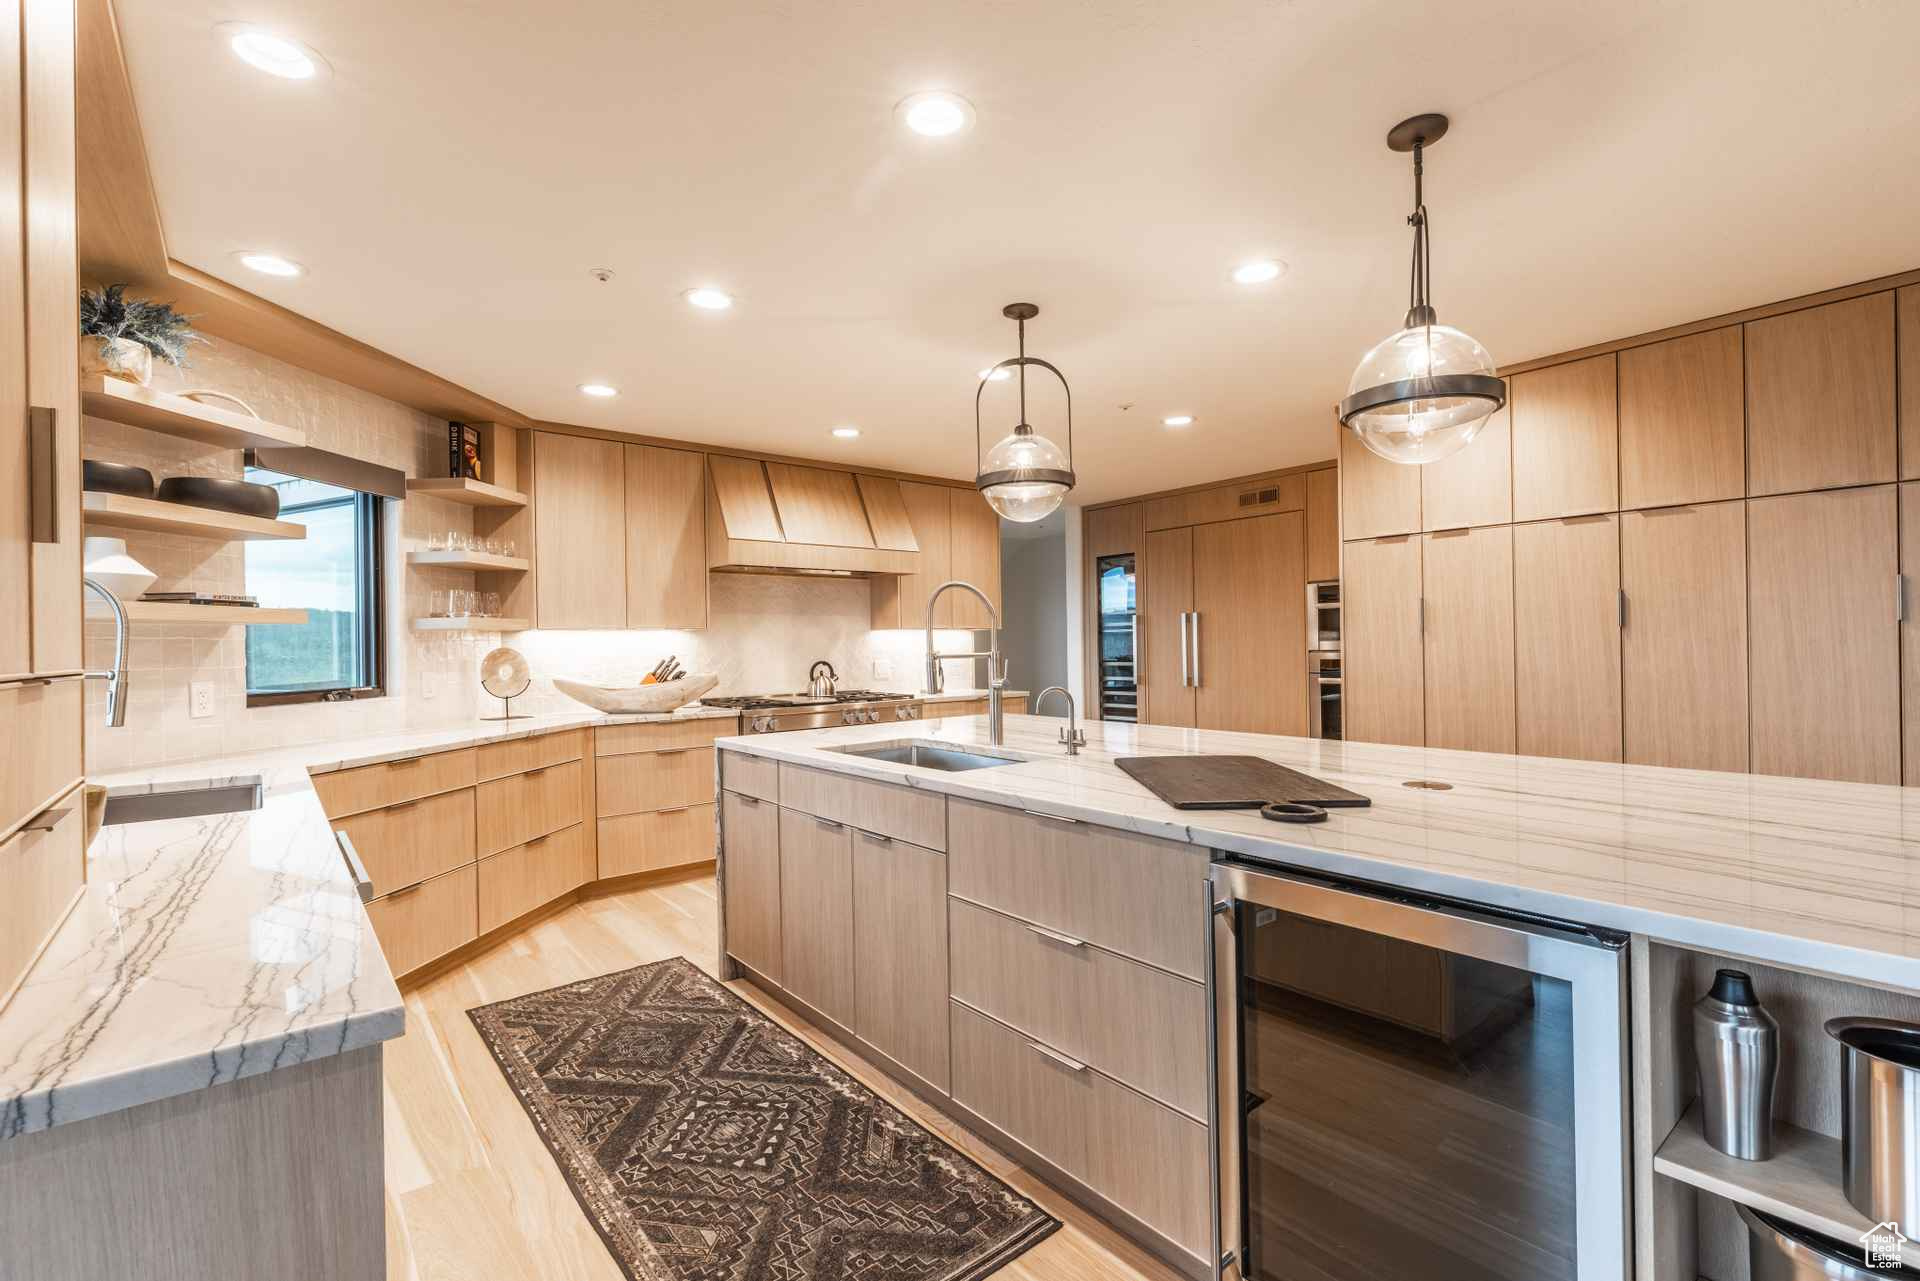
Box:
(1340, 424), (1420, 538)
(624, 444), (707, 629)
(597, 805), (714, 878)
(363, 865), (478, 978)
(0, 4), (26, 681)
(310, 748), (476, 819)
(946, 488), (1002, 628)
(777, 806), (855, 1027)
(533, 433), (627, 629)
(852, 828), (949, 1090)
(765, 463), (876, 547)
(1340, 536), (1423, 747)
(1901, 289), (1920, 480)
(1621, 503), (1749, 772)
(1421, 526), (1515, 753)
(1421, 402), (1511, 530)
(0, 781), (84, 1010)
(1511, 353), (1618, 521)
(1906, 485), (1920, 785)
(332, 787), (474, 899)
(870, 480), (955, 629)
(1, 675), (83, 839)
(720, 789), (780, 980)
(1144, 473), (1304, 531)
(1305, 466), (1340, 580)
(594, 726), (720, 878)
(778, 762), (945, 849)
(1748, 486), (1899, 783)
(476, 759), (587, 857)
(1141, 526), (1194, 728)
(1618, 327), (1744, 510)
(1193, 512), (1306, 734)
(1513, 516), (1622, 762)
(477, 822), (593, 933)
(1746, 293), (1896, 497)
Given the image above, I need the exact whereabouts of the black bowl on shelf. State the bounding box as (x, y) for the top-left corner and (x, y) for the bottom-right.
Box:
(155, 476), (281, 519)
(82, 459), (155, 499)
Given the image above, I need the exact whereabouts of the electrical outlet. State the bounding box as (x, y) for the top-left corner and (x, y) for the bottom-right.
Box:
(189, 681), (215, 719)
(872, 658), (894, 680)
(422, 673), (439, 700)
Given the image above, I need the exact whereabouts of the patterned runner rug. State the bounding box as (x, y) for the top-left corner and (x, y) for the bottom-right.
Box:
(469, 956), (1060, 1281)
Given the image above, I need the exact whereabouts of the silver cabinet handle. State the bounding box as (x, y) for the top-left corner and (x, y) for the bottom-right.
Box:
(1899, 574), (1909, 624)
(657, 806), (691, 815)
(814, 815), (844, 830)
(1024, 923), (1085, 948)
(1618, 588), (1628, 629)
(854, 828), (892, 845)
(29, 407), (57, 544)
(1190, 611), (1201, 687)
(335, 829), (375, 903)
(1021, 808), (1080, 825)
(733, 792), (760, 806)
(1029, 1042), (1087, 1073)
(1179, 610), (1190, 686)
(656, 747), (692, 756)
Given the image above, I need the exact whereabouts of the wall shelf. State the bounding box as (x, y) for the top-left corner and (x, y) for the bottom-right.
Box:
(411, 616), (528, 633)
(404, 477), (528, 508)
(80, 377), (307, 451)
(82, 491), (307, 541)
(88, 601), (308, 626)
(406, 550), (529, 572)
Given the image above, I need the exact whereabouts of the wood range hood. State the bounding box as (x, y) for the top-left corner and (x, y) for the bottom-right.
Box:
(706, 456), (924, 576)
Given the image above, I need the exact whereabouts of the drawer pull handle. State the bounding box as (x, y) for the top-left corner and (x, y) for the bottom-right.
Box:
(657, 806), (691, 815)
(656, 747), (692, 756)
(1025, 923), (1085, 948)
(385, 876), (427, 899)
(814, 816), (845, 831)
(1022, 808), (1080, 826)
(21, 805), (73, 833)
(733, 793), (760, 806)
(388, 757), (424, 768)
(1028, 1042), (1087, 1073)
(335, 829), (375, 903)
(525, 832), (550, 846)
(524, 767), (548, 779)
(385, 800), (418, 814)
(855, 828), (893, 845)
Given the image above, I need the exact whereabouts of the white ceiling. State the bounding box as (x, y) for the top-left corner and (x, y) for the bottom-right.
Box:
(121, 0), (1920, 504)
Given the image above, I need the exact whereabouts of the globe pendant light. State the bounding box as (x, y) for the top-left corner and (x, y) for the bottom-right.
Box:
(1339, 113), (1505, 466)
(975, 302), (1076, 522)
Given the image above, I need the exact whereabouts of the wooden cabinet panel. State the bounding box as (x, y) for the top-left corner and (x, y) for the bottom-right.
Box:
(1084, 1073), (1210, 1260)
(1084, 502), (1144, 559)
(777, 807), (854, 1027)
(1618, 327), (1744, 510)
(0, 676), (81, 837)
(1421, 526), (1515, 754)
(1193, 511), (1306, 735)
(333, 787), (474, 898)
(946, 489), (1002, 628)
(852, 829), (948, 1090)
(1902, 289), (1920, 481)
(1907, 485), (1920, 785)
(1421, 402), (1511, 530)
(720, 791), (780, 980)
(477, 822), (592, 933)
(1747, 293), (1896, 497)
(475, 728), (583, 782)
(719, 749), (779, 803)
(1141, 526), (1194, 728)
(854, 475), (919, 552)
(598, 803), (715, 878)
(1514, 516), (1622, 762)
(764, 463), (875, 548)
(706, 455), (782, 541)
(624, 445), (707, 629)
(1622, 504), (1748, 772)
(595, 717), (734, 757)
(364, 864), (477, 978)
(870, 480), (953, 629)
(1749, 486), (1899, 783)
(1144, 473), (1304, 530)
(1341, 536), (1423, 747)
(1305, 467), (1340, 581)
(1340, 424), (1420, 539)
(0, 783), (83, 1008)
(534, 433), (626, 628)
(1511, 354), (1618, 521)
(475, 759), (586, 856)
(0, 7), (26, 681)
(777, 763), (944, 849)
(308, 748), (476, 820)
(595, 746), (716, 817)
(949, 1001), (1093, 1181)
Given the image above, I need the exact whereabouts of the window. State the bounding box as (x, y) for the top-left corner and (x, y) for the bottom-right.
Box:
(243, 465), (386, 705)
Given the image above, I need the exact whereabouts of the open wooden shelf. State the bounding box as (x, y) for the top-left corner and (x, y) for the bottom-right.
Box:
(1654, 1099), (1918, 1267)
(404, 477), (528, 508)
(88, 600), (308, 626)
(406, 550), (529, 572)
(83, 491), (306, 541)
(80, 377), (306, 451)
(412, 616), (528, 633)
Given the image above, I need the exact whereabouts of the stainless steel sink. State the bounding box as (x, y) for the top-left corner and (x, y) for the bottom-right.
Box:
(832, 743), (1020, 772)
(102, 777), (263, 825)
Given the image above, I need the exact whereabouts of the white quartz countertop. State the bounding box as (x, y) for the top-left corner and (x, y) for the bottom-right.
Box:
(718, 715), (1920, 991)
(0, 702), (750, 1140)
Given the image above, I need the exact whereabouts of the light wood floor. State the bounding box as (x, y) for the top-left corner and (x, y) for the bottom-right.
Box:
(382, 872), (1188, 1281)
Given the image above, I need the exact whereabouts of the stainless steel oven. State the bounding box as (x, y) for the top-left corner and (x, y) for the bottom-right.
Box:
(1306, 654), (1340, 740)
(1209, 861), (1629, 1281)
(1306, 581), (1340, 653)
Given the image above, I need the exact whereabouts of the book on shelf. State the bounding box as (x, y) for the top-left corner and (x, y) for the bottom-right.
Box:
(138, 592), (260, 607)
(448, 422), (482, 480)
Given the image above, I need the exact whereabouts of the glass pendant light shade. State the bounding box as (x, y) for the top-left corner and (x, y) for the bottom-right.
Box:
(979, 426), (1072, 522)
(1343, 322), (1503, 464)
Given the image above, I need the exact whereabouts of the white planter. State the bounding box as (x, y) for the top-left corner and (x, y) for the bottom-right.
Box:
(82, 536), (156, 602)
(79, 336), (154, 386)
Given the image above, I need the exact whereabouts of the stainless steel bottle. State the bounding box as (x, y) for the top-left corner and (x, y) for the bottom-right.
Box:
(1694, 968), (1779, 1160)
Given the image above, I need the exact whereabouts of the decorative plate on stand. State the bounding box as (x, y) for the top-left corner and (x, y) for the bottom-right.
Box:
(480, 646), (531, 721)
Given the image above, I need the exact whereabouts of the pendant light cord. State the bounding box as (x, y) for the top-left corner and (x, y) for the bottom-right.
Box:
(1017, 316), (1028, 428)
(1408, 139), (1432, 321)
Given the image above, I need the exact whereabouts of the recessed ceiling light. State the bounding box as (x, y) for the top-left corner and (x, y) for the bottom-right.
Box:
(1163, 414), (1196, 427)
(579, 383), (618, 398)
(220, 25), (325, 80)
(1232, 259), (1285, 285)
(236, 252), (304, 278)
(978, 367), (1011, 382)
(683, 287), (733, 311)
(831, 426), (861, 439)
(897, 91), (975, 138)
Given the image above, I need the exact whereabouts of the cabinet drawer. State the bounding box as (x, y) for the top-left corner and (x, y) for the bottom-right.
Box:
(312, 748), (477, 820)
(948, 798), (1206, 978)
(596, 746), (715, 817)
(364, 864), (477, 978)
(721, 791), (780, 981)
(0, 787), (86, 1006)
(950, 1000), (1093, 1181)
(949, 898), (1206, 1118)
(476, 729), (585, 782)
(475, 759), (586, 856)
(598, 803), (715, 878)
(0, 677), (82, 839)
(925, 699), (987, 719)
(778, 763), (945, 850)
(720, 749), (779, 802)
(595, 718), (735, 757)
(477, 822), (592, 933)
(333, 787), (474, 898)
(1085, 1070), (1209, 1258)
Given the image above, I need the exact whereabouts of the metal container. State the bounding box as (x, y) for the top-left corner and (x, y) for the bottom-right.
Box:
(1738, 1204), (1917, 1280)
(1827, 1016), (1920, 1228)
(1694, 968), (1780, 1160)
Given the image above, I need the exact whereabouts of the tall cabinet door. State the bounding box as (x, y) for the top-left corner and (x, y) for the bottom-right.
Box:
(872, 481), (953, 629)
(1141, 526), (1194, 728)
(1749, 486), (1899, 784)
(534, 433), (627, 629)
(1904, 485), (1920, 785)
(1421, 527), (1515, 754)
(947, 490), (1002, 629)
(778, 807), (854, 1027)
(1513, 516), (1622, 762)
(852, 829), (949, 1091)
(625, 444), (707, 629)
(0, 3), (28, 679)
(1622, 504), (1748, 772)
(1342, 536), (1423, 747)
(1193, 513), (1306, 735)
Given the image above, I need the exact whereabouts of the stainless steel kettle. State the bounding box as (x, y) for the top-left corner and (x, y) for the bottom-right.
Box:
(808, 660), (837, 699)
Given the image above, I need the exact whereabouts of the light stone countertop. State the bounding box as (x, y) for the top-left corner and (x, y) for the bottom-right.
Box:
(718, 714), (1920, 992)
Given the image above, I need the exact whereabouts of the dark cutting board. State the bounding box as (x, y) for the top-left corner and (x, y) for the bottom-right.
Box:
(1115, 755), (1370, 810)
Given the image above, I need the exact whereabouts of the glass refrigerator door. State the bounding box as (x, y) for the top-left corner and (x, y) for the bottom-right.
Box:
(1097, 554), (1137, 721)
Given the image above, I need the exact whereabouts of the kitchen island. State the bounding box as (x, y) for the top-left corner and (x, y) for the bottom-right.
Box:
(713, 713), (1920, 1281)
